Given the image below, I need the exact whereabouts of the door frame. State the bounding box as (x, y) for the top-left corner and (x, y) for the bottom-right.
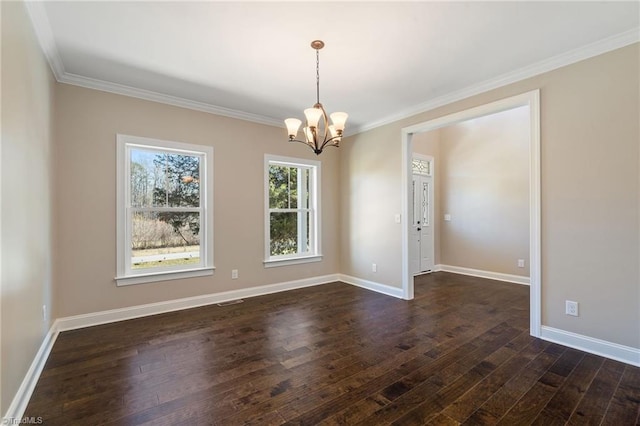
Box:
(400, 89), (541, 338)
(410, 154), (435, 275)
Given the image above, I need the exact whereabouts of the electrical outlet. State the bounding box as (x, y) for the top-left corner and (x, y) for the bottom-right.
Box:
(231, 269), (238, 279)
(565, 300), (579, 316)
(42, 305), (47, 322)
(517, 259), (525, 268)
(372, 263), (377, 273)
(444, 214), (451, 221)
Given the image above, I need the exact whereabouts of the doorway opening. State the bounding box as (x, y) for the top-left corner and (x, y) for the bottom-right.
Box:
(400, 90), (541, 337)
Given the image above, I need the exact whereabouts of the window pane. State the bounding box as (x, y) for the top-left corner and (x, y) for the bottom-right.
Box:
(165, 153), (200, 207)
(270, 212), (298, 256)
(300, 167), (310, 209)
(130, 149), (200, 208)
(269, 165), (297, 209)
(303, 210), (310, 252)
(131, 211), (200, 269)
(152, 153), (200, 208)
(130, 149), (157, 208)
(269, 211), (311, 256)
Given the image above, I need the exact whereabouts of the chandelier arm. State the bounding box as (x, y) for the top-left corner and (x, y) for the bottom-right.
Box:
(323, 143), (340, 149)
(317, 104), (329, 145)
(318, 135), (342, 151)
(289, 135), (341, 155)
(310, 125), (320, 151)
(289, 138), (315, 147)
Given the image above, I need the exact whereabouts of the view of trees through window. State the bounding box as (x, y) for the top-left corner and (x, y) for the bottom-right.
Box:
(268, 163), (311, 257)
(130, 148), (201, 269)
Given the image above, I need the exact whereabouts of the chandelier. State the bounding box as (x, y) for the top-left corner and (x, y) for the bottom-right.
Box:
(284, 40), (348, 155)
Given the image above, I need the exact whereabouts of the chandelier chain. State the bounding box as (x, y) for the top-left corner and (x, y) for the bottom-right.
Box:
(316, 49), (320, 105)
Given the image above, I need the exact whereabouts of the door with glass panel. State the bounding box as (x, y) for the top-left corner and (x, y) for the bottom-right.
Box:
(410, 156), (434, 275)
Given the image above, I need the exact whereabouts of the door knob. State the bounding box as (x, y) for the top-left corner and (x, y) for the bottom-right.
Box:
(417, 227), (421, 231)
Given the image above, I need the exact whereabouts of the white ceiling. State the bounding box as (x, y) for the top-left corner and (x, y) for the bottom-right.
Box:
(27, 1), (639, 134)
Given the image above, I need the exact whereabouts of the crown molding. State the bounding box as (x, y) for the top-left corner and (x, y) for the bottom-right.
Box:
(58, 72), (284, 127)
(24, 1), (284, 128)
(351, 27), (640, 135)
(25, 1), (638, 133)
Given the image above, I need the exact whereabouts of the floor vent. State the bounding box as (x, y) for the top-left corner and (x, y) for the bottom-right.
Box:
(217, 299), (244, 307)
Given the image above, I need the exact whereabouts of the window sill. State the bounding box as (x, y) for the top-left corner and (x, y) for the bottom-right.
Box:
(263, 255), (322, 268)
(116, 267), (215, 286)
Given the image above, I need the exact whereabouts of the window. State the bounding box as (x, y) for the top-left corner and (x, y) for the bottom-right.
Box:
(412, 158), (432, 176)
(116, 134), (214, 285)
(264, 155), (321, 267)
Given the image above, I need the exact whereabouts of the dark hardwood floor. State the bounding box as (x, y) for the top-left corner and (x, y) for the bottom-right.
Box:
(25, 272), (640, 425)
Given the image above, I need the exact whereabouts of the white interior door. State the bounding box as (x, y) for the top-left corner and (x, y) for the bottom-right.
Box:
(410, 157), (434, 275)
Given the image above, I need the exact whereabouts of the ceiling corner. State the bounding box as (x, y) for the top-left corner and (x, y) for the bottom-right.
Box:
(25, 1), (65, 81)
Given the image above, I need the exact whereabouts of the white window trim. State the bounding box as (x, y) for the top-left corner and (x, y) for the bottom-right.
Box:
(264, 154), (322, 267)
(264, 255), (323, 268)
(116, 134), (214, 286)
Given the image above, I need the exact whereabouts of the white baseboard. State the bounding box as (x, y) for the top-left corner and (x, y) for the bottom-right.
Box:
(2, 326), (60, 424)
(339, 274), (404, 299)
(437, 264), (530, 286)
(540, 326), (640, 367)
(56, 274), (340, 332)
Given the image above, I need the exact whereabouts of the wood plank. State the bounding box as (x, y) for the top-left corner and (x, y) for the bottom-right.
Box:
(443, 335), (548, 422)
(600, 365), (640, 425)
(367, 324), (525, 425)
(462, 344), (563, 425)
(567, 358), (626, 425)
(532, 353), (603, 425)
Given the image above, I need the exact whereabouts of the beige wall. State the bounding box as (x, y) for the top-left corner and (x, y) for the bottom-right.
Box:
(440, 106), (529, 276)
(1, 1), (55, 414)
(340, 124), (401, 285)
(342, 44), (640, 348)
(53, 84), (340, 317)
